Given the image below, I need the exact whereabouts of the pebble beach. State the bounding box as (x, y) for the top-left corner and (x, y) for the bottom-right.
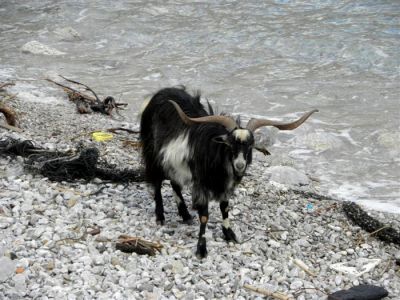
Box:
(1, 89), (399, 299)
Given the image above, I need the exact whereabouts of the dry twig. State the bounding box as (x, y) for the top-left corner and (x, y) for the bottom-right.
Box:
(122, 140), (142, 149)
(116, 234), (163, 256)
(243, 284), (292, 300)
(293, 258), (317, 277)
(0, 123), (23, 133)
(107, 127), (140, 134)
(0, 82), (15, 90)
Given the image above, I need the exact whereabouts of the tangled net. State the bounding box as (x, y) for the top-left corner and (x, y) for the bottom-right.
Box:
(0, 137), (144, 182)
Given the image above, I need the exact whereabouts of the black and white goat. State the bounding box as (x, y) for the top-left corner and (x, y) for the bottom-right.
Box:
(140, 87), (317, 258)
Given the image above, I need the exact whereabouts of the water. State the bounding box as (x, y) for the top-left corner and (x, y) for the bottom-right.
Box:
(1, 1), (399, 212)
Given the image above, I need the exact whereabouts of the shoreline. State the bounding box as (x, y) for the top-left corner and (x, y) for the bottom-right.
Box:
(1, 89), (399, 299)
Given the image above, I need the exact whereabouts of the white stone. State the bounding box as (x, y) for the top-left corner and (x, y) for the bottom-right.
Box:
(13, 273), (26, 294)
(21, 41), (66, 56)
(267, 166), (310, 186)
(330, 258), (381, 277)
(0, 256), (16, 282)
(290, 280), (303, 290)
(54, 27), (81, 41)
(268, 240), (281, 248)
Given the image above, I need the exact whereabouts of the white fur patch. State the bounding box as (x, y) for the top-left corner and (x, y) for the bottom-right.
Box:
(160, 133), (192, 186)
(223, 218), (230, 229)
(233, 129), (250, 142)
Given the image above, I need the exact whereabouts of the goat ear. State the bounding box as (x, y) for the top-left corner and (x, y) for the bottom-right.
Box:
(212, 134), (231, 146)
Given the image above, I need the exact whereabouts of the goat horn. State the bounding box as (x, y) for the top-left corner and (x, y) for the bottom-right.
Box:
(246, 109), (319, 132)
(169, 100), (238, 131)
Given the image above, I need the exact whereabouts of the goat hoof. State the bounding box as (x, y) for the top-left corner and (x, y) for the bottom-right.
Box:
(182, 215), (193, 225)
(222, 226), (238, 243)
(156, 219), (165, 226)
(196, 237), (207, 259)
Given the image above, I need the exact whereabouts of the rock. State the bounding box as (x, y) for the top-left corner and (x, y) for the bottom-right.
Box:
(266, 166), (310, 186)
(0, 256), (16, 282)
(66, 198), (77, 208)
(330, 258), (381, 277)
(172, 260), (184, 274)
(53, 27), (81, 41)
(263, 266), (275, 276)
(268, 240), (281, 248)
(21, 41), (66, 56)
(290, 280), (303, 290)
(12, 274), (26, 294)
(328, 284), (389, 300)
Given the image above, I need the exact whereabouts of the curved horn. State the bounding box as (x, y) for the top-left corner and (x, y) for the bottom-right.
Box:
(246, 109), (319, 132)
(169, 100), (238, 131)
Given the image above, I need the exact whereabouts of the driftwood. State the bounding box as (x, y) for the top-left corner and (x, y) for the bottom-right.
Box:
(122, 140), (142, 149)
(293, 258), (317, 277)
(343, 201), (400, 245)
(0, 105), (18, 127)
(0, 123), (23, 133)
(116, 235), (163, 256)
(0, 82), (15, 90)
(106, 127), (140, 135)
(243, 284), (292, 300)
(46, 76), (128, 115)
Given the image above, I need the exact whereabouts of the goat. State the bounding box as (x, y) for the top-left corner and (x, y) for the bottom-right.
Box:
(140, 87), (317, 258)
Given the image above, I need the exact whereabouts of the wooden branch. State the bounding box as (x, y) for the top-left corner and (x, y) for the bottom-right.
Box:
(116, 234), (163, 256)
(243, 284), (292, 300)
(0, 105), (18, 126)
(122, 140), (142, 149)
(0, 82), (15, 90)
(46, 78), (96, 103)
(0, 123), (23, 132)
(59, 75), (101, 103)
(106, 127), (140, 134)
(293, 259), (317, 277)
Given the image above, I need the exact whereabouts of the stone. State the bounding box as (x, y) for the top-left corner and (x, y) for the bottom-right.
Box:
(13, 274), (26, 294)
(267, 166), (310, 186)
(328, 284), (389, 300)
(0, 256), (16, 282)
(172, 260), (184, 274)
(330, 259), (381, 277)
(54, 27), (81, 41)
(290, 280), (303, 290)
(21, 41), (65, 56)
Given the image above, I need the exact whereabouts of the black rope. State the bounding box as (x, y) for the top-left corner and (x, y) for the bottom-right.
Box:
(0, 137), (145, 183)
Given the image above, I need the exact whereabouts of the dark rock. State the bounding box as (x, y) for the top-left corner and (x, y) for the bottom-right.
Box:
(328, 284), (389, 300)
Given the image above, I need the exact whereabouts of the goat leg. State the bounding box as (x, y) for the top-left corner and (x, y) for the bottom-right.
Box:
(196, 205), (209, 259)
(171, 182), (193, 224)
(154, 181), (165, 225)
(220, 201), (238, 243)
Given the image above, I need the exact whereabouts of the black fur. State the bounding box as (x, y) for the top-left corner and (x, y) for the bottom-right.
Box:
(140, 87), (254, 258)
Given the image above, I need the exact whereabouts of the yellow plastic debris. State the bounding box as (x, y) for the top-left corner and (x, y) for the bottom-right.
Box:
(92, 131), (113, 142)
